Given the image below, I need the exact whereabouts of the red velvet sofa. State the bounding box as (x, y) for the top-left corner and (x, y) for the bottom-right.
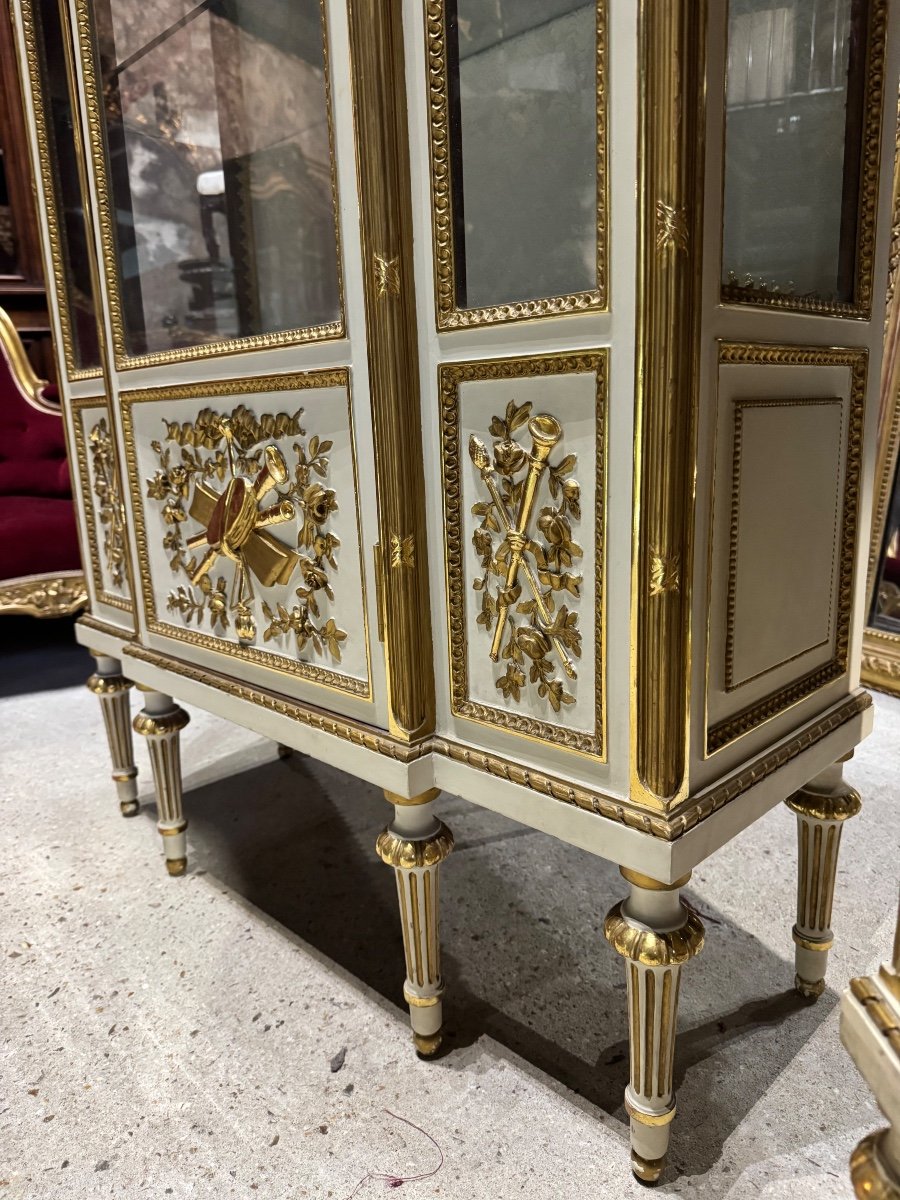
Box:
(0, 306), (86, 616)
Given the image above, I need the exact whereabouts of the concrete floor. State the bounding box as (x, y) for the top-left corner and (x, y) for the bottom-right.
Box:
(0, 631), (897, 1198)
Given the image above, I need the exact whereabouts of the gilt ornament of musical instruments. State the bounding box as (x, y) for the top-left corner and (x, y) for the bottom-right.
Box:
(469, 400), (583, 713)
(144, 405), (347, 660)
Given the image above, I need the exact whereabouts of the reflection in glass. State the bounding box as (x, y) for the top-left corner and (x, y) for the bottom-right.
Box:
(872, 462), (900, 634)
(722, 0), (868, 305)
(33, 0), (101, 370)
(0, 150), (18, 277)
(447, 0), (598, 312)
(93, 0), (341, 357)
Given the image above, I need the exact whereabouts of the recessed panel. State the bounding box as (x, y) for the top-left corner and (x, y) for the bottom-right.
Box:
(706, 343), (868, 755)
(121, 372), (369, 697)
(440, 352), (606, 757)
(728, 399), (843, 689)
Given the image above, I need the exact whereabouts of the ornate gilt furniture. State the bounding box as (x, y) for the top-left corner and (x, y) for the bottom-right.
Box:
(0, 304), (85, 616)
(841, 899), (900, 1198)
(10, 0), (900, 1183)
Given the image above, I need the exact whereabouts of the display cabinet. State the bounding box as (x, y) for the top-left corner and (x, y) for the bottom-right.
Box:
(11, 0), (900, 1183)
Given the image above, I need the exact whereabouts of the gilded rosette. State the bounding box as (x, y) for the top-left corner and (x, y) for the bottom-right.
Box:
(604, 902), (705, 966)
(375, 823), (454, 870)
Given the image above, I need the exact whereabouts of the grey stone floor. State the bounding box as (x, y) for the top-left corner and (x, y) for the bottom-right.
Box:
(0, 658), (898, 1198)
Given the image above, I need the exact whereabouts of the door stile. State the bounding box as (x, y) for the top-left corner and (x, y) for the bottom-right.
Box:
(346, 0), (436, 742)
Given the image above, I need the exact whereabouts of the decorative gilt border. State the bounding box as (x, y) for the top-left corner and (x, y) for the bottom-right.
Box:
(18, 0), (101, 381)
(72, 0), (345, 370)
(122, 642), (871, 844)
(707, 343), (868, 755)
(119, 370), (372, 700)
(862, 629), (900, 698)
(720, 0), (888, 320)
(724, 398), (843, 692)
(0, 570), (87, 617)
(425, 0), (608, 328)
(69, 395), (132, 612)
(439, 351), (607, 758)
(631, 0), (707, 807)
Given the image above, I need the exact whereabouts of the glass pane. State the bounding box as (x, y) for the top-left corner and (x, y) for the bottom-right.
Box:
(34, 0), (101, 370)
(722, 0), (868, 305)
(447, 0), (598, 311)
(0, 149), (19, 277)
(871, 463), (900, 635)
(92, 0), (341, 358)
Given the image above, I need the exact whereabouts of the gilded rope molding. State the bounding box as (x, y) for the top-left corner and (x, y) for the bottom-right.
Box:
(121, 643), (871, 844)
(631, 0), (707, 806)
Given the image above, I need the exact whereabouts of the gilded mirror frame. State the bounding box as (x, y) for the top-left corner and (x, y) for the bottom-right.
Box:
(719, 0), (888, 321)
(71, 0), (346, 370)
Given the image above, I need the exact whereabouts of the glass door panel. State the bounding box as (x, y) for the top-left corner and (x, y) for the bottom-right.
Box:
(87, 0), (343, 362)
(24, 0), (101, 374)
(721, 0), (879, 314)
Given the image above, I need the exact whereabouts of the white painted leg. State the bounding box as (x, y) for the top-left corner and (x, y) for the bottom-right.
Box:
(133, 691), (190, 877)
(604, 869), (705, 1185)
(786, 762), (861, 999)
(377, 790), (453, 1057)
(86, 654), (138, 816)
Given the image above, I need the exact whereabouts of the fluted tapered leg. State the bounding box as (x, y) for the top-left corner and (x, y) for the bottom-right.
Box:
(786, 762), (861, 999)
(86, 654), (138, 816)
(605, 868), (705, 1184)
(133, 691), (190, 876)
(377, 789), (453, 1057)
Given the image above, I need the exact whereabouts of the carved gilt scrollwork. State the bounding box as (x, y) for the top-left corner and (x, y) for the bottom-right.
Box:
(144, 404), (348, 663)
(469, 400), (583, 714)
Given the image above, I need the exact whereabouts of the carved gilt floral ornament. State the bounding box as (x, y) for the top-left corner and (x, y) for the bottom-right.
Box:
(470, 401), (583, 713)
(142, 402), (348, 666)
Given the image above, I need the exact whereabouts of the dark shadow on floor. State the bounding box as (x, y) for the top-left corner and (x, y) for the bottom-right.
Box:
(0, 614), (91, 696)
(152, 748), (838, 1194)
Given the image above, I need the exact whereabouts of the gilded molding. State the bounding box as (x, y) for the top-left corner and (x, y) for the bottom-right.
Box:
(119, 372), (371, 700)
(720, 0), (888, 320)
(133, 708), (190, 738)
(86, 672), (131, 697)
(77, 612), (132, 642)
(425, 0), (608, 328)
(17, 0), (101, 382)
(440, 352), (606, 757)
(347, 0), (435, 741)
(71, 0), (345, 369)
(604, 902), (705, 966)
(121, 645), (871, 844)
(850, 1131), (900, 1200)
(786, 785), (862, 823)
(708, 343), (868, 753)
(375, 822), (454, 869)
(631, 0), (707, 806)
(0, 571), (87, 618)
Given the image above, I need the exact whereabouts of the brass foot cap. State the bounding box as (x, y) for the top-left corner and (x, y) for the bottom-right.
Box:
(165, 857), (187, 877)
(632, 1152), (665, 1185)
(120, 800), (140, 818)
(795, 973), (825, 1000)
(413, 1031), (443, 1058)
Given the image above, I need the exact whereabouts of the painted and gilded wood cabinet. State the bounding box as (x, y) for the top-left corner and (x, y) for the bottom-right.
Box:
(11, 0), (900, 1183)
